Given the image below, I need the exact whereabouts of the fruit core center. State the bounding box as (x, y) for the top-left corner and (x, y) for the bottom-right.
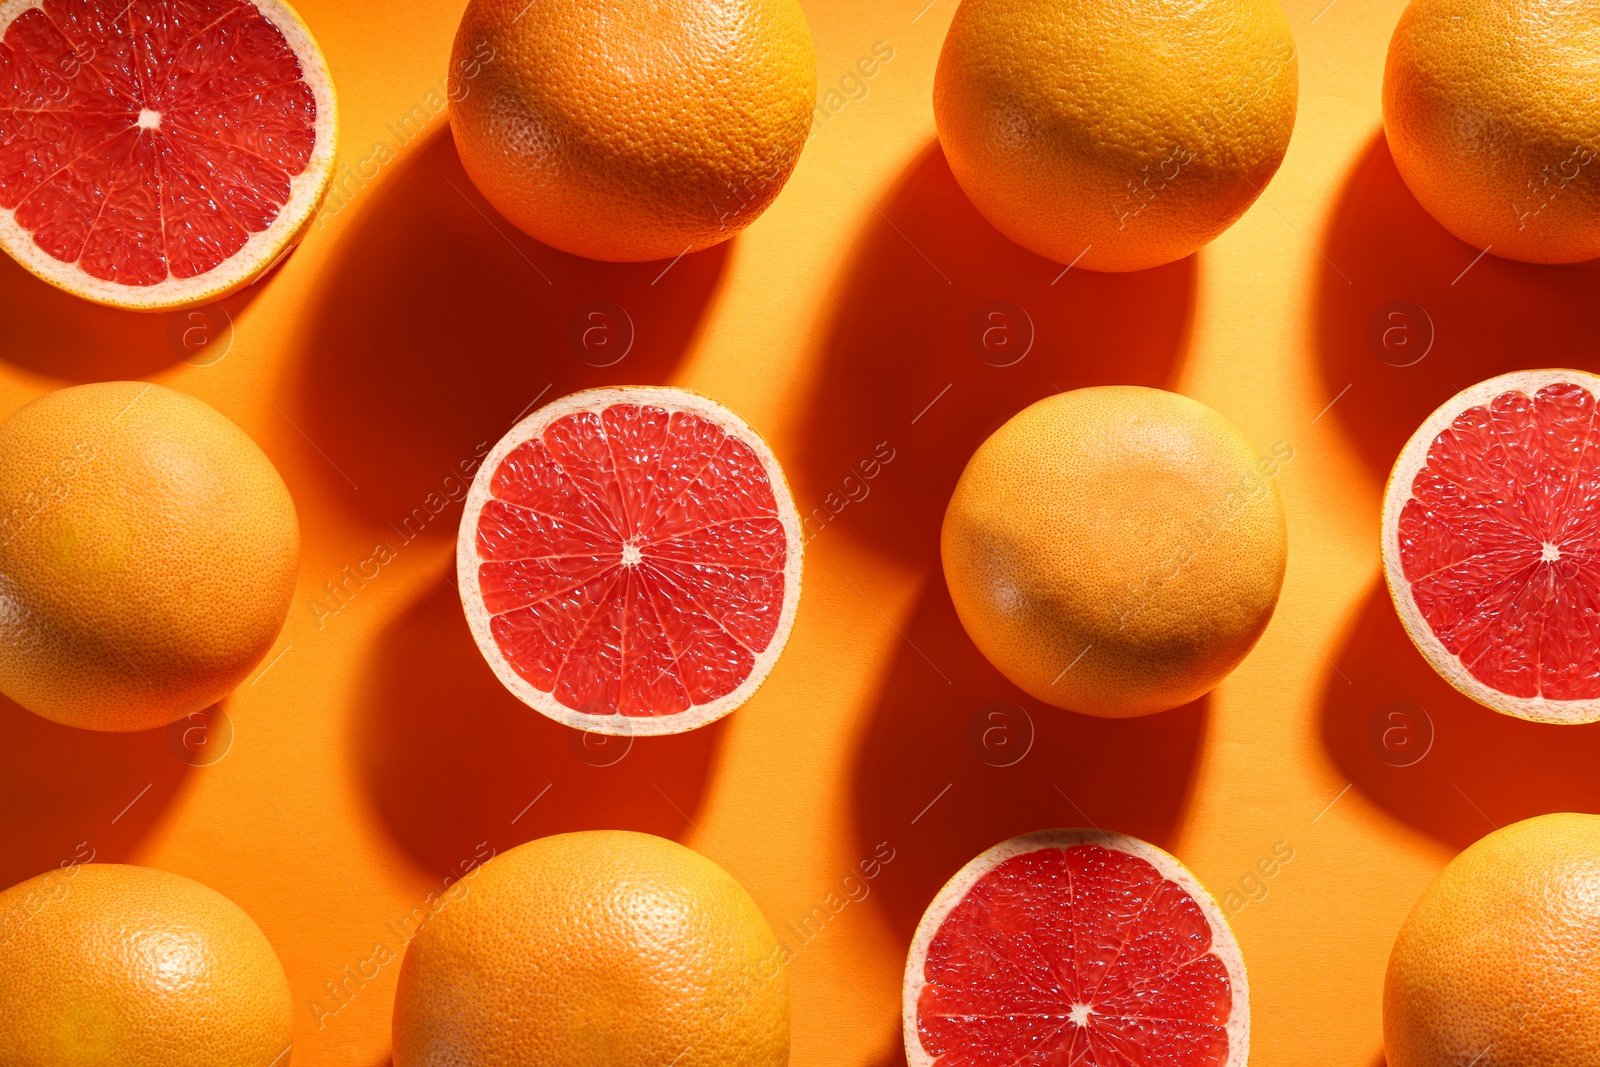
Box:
(621, 541), (643, 566)
(1542, 542), (1562, 562)
(137, 108), (162, 130)
(1069, 1003), (1092, 1027)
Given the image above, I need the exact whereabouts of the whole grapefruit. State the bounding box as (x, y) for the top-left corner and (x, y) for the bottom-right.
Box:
(0, 864), (293, 1066)
(0, 382), (299, 732)
(1385, 813), (1600, 1067)
(933, 0), (1299, 272)
(1384, 0), (1600, 264)
(393, 830), (789, 1067)
(448, 0), (816, 263)
(941, 387), (1288, 717)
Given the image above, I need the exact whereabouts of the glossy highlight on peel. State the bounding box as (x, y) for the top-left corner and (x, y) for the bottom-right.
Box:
(0, 864), (293, 1067)
(392, 830), (790, 1067)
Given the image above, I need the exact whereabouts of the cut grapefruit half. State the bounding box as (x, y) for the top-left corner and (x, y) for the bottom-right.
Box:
(0, 0), (337, 311)
(457, 386), (803, 737)
(904, 829), (1249, 1067)
(1383, 368), (1600, 724)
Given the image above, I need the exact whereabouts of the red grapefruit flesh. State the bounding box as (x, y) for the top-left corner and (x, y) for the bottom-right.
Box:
(904, 830), (1249, 1067)
(1383, 369), (1600, 724)
(0, 0), (337, 311)
(457, 386), (803, 737)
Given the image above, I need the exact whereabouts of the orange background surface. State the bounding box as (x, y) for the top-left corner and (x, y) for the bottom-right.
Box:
(4, 0), (1599, 1064)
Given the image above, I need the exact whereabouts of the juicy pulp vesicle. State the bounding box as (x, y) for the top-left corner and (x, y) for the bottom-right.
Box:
(474, 402), (789, 719)
(0, 0), (315, 285)
(1397, 382), (1600, 701)
(918, 844), (1233, 1067)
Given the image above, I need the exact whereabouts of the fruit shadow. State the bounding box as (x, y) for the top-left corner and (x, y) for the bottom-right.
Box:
(862, 1044), (905, 1067)
(0, 250), (268, 383)
(1320, 581), (1600, 849)
(352, 567), (724, 883)
(290, 125), (728, 528)
(795, 141), (1195, 560)
(850, 576), (1209, 941)
(0, 694), (189, 890)
(1315, 130), (1600, 478)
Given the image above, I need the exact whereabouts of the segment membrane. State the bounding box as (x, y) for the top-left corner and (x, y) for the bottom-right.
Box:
(1398, 383), (1600, 700)
(476, 403), (789, 719)
(917, 845), (1232, 1067)
(0, 0), (315, 285)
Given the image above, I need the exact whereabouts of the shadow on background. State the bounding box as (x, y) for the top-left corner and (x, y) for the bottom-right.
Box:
(851, 577), (1208, 940)
(797, 141), (1195, 559)
(293, 126), (728, 527)
(1321, 581), (1600, 849)
(0, 247), (267, 384)
(862, 1044), (905, 1067)
(0, 696), (188, 889)
(355, 568), (723, 882)
(1316, 131), (1600, 477)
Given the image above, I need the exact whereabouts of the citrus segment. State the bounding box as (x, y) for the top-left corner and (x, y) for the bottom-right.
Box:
(1383, 369), (1600, 722)
(0, 0), (336, 310)
(458, 387), (802, 736)
(905, 830), (1248, 1067)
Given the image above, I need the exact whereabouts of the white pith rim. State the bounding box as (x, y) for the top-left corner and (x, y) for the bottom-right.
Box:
(456, 386), (805, 738)
(0, 0), (338, 312)
(902, 829), (1250, 1067)
(1382, 368), (1600, 725)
